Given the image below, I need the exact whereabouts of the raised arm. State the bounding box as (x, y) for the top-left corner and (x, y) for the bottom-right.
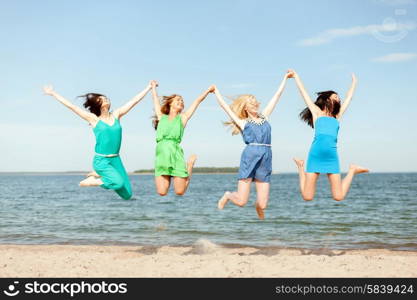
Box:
(113, 81), (153, 119)
(262, 72), (291, 118)
(151, 80), (162, 120)
(289, 70), (321, 117)
(337, 73), (357, 119)
(181, 85), (215, 127)
(43, 85), (97, 124)
(213, 86), (246, 131)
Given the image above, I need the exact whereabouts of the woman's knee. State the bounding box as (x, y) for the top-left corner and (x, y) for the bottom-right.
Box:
(302, 193), (314, 201)
(157, 188), (168, 196)
(174, 188), (186, 196)
(332, 194), (344, 201)
(236, 201), (247, 207)
(235, 196), (249, 207)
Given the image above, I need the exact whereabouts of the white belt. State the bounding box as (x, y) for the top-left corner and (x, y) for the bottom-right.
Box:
(95, 153), (119, 157)
(248, 143), (271, 147)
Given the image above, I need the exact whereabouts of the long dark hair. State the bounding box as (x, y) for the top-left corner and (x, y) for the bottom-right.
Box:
(299, 90), (340, 128)
(152, 94), (182, 130)
(78, 93), (105, 117)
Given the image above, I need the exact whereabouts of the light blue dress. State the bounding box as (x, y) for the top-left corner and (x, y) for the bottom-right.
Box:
(238, 115), (272, 182)
(306, 116), (340, 174)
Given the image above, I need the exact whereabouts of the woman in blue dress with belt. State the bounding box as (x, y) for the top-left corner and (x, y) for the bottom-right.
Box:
(213, 72), (291, 219)
(289, 70), (369, 201)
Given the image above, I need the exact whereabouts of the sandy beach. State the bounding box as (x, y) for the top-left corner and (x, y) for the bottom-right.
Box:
(1, 242), (416, 278)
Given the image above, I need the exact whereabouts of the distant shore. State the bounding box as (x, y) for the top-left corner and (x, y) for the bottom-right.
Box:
(1, 244), (416, 277)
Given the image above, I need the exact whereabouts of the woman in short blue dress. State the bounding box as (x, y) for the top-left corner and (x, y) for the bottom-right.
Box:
(213, 72), (291, 219)
(289, 69), (369, 201)
(239, 116), (272, 183)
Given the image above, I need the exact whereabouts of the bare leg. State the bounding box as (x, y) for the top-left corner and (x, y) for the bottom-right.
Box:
(293, 158), (306, 192)
(218, 178), (252, 209)
(155, 175), (171, 196)
(173, 154), (197, 196)
(254, 180), (270, 220)
(293, 158), (319, 201)
(86, 171), (100, 178)
(328, 164), (369, 201)
(79, 176), (104, 187)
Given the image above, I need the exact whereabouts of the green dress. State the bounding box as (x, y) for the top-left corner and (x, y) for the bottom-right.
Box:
(155, 114), (189, 177)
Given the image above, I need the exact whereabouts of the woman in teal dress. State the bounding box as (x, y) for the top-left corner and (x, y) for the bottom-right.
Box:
(288, 70), (369, 202)
(43, 81), (153, 200)
(151, 80), (215, 196)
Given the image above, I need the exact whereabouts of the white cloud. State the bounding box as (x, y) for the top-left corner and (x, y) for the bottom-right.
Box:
(371, 52), (417, 62)
(298, 22), (416, 46)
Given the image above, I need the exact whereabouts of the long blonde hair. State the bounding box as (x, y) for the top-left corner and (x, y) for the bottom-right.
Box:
(152, 94), (183, 129)
(224, 94), (257, 135)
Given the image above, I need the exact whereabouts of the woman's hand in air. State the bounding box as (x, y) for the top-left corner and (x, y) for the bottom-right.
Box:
(43, 85), (56, 96)
(286, 69), (296, 78)
(150, 80), (158, 88)
(207, 84), (216, 93)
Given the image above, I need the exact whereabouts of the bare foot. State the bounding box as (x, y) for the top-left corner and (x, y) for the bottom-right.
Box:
(79, 176), (102, 187)
(86, 171), (100, 178)
(255, 203), (265, 220)
(350, 164), (369, 174)
(218, 191), (230, 210)
(187, 154), (197, 170)
(293, 158), (305, 169)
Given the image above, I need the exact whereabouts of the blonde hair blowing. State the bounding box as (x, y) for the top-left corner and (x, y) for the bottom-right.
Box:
(224, 94), (257, 135)
(152, 94), (183, 129)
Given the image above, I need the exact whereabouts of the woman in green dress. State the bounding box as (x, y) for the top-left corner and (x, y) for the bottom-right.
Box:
(151, 80), (215, 196)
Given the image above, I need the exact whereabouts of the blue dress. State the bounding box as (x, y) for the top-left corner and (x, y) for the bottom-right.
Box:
(238, 115), (272, 182)
(306, 116), (340, 174)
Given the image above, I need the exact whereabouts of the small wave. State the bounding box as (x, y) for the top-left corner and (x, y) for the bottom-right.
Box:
(183, 239), (221, 255)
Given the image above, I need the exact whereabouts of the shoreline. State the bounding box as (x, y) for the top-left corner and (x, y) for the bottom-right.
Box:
(1, 242), (416, 252)
(1, 244), (416, 277)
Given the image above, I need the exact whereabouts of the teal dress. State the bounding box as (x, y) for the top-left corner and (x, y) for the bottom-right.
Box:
(92, 117), (132, 200)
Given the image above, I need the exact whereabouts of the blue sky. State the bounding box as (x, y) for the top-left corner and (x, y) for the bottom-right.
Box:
(0, 0), (416, 172)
